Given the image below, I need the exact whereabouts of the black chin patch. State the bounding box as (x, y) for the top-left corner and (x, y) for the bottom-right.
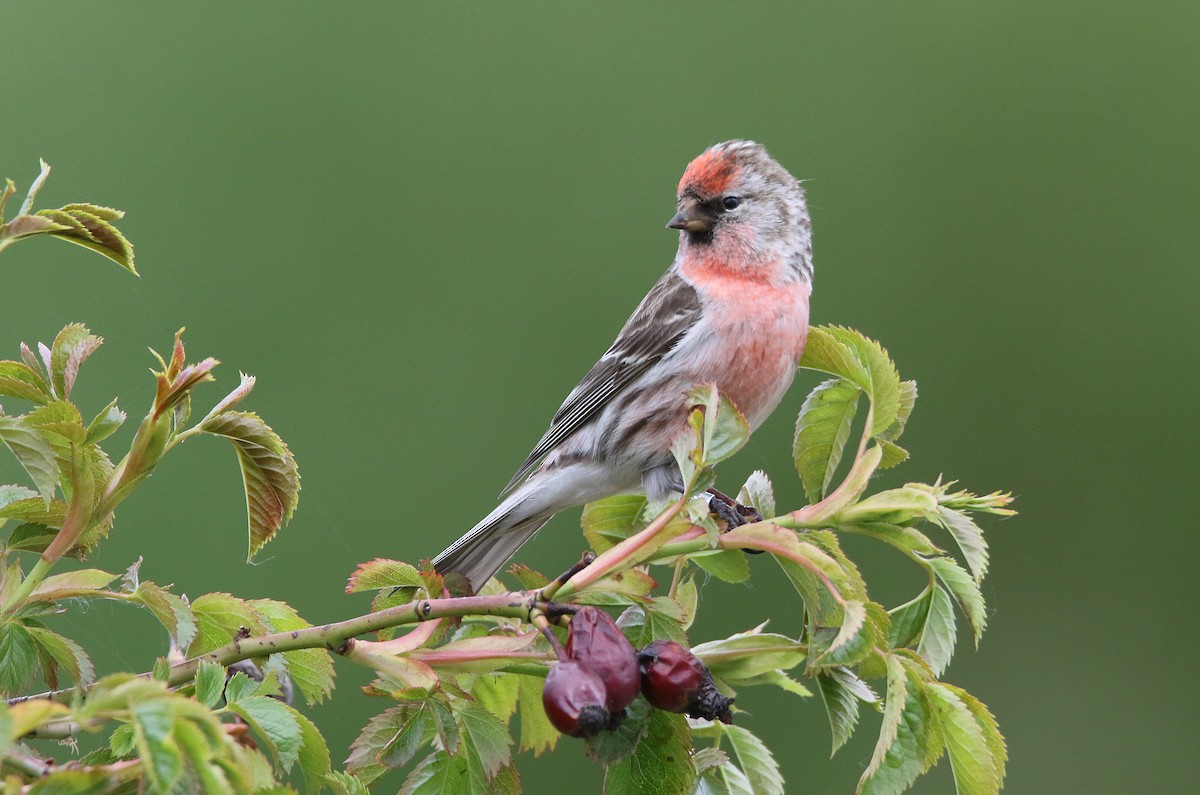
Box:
(686, 228), (715, 246)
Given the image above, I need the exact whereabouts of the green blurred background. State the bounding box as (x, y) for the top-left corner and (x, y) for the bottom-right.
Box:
(3, 2), (1197, 792)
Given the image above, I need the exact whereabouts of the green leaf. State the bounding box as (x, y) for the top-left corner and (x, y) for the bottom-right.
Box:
(917, 586), (957, 676)
(582, 494), (647, 553)
(0, 483), (38, 511)
(400, 750), (521, 795)
(194, 660), (225, 708)
(818, 600), (869, 666)
(927, 556), (987, 645)
(295, 709), (333, 792)
(0, 414), (59, 505)
(794, 378), (861, 503)
(0, 621), (38, 695)
(0, 360), (51, 404)
(49, 324), (102, 400)
(346, 558), (426, 593)
(691, 549), (750, 584)
(199, 411), (300, 560)
(879, 380), (917, 442)
(936, 506), (990, 584)
(723, 724), (784, 795)
(927, 683), (1000, 795)
(834, 487), (938, 527)
(346, 703), (432, 785)
(251, 598), (335, 705)
(585, 696), (652, 765)
(29, 568), (118, 601)
(327, 771), (371, 795)
(799, 328), (870, 388)
(817, 666), (876, 755)
(457, 704), (514, 780)
(887, 587), (933, 650)
(736, 469), (775, 518)
(85, 399), (126, 444)
(732, 668), (812, 698)
(45, 207), (136, 274)
(517, 674), (558, 756)
(25, 625), (94, 687)
(471, 673), (520, 724)
(604, 709), (695, 795)
(617, 602), (689, 647)
(857, 656), (940, 795)
(825, 326), (901, 436)
(132, 699), (184, 792)
(876, 439), (910, 470)
(227, 695), (303, 773)
(693, 628), (804, 682)
(131, 581), (197, 649)
(187, 592), (266, 657)
(948, 684), (1007, 790)
(223, 671), (259, 704)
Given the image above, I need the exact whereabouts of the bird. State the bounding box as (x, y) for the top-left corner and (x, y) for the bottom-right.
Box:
(433, 140), (813, 593)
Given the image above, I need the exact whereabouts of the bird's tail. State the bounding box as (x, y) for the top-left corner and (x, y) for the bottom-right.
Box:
(432, 494), (551, 594)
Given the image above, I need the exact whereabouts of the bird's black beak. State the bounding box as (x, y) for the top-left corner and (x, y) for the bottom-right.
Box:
(667, 202), (714, 233)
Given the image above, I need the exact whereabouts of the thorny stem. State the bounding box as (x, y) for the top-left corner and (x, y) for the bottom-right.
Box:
(6, 593), (560, 705)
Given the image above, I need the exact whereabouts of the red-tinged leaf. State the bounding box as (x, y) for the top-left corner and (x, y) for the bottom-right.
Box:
(198, 372), (256, 427)
(60, 202), (124, 221)
(0, 360), (51, 404)
(347, 703), (433, 784)
(347, 558), (425, 594)
(28, 568), (118, 601)
(409, 632), (541, 674)
(49, 324), (102, 400)
(199, 410), (300, 560)
(49, 209), (136, 274)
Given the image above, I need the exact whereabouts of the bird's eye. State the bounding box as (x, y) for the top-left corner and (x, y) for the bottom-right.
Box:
(721, 196), (741, 211)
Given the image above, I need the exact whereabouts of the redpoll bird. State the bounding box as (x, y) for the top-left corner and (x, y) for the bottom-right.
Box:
(433, 140), (812, 592)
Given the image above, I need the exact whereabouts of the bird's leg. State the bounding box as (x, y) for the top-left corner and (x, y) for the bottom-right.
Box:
(705, 487), (763, 528)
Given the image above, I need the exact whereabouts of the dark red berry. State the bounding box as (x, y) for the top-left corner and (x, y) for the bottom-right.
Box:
(638, 640), (734, 724)
(565, 607), (641, 713)
(542, 660), (611, 738)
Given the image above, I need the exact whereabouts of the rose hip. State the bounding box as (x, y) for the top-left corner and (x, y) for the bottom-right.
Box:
(541, 660), (611, 738)
(565, 607), (641, 713)
(637, 640), (734, 724)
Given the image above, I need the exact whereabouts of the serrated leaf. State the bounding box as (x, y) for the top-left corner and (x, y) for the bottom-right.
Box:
(132, 700), (183, 792)
(400, 750), (521, 795)
(927, 556), (987, 645)
(948, 684), (1007, 789)
(187, 592), (266, 657)
(605, 709), (694, 795)
(347, 558), (426, 593)
(228, 695), (303, 773)
(887, 587), (933, 650)
(858, 656), (940, 795)
(876, 439), (910, 470)
(936, 506), (990, 584)
(326, 771), (371, 795)
(692, 549), (750, 584)
(736, 469), (775, 519)
(617, 602), (689, 647)
(917, 586), (957, 676)
(198, 372), (257, 428)
(687, 384), (750, 466)
(457, 704), (513, 780)
(49, 209), (136, 273)
(825, 326), (902, 436)
(585, 696), (652, 765)
(818, 600), (868, 665)
(132, 581), (197, 649)
(194, 660), (225, 708)
(250, 598), (335, 705)
(295, 709), (332, 791)
(25, 625), (94, 687)
(471, 673), (520, 724)
(794, 378), (861, 503)
(723, 724), (784, 795)
(49, 324), (102, 400)
(411, 632), (540, 675)
(927, 683), (999, 795)
(0, 361), (51, 404)
(693, 629), (805, 682)
(582, 494), (648, 553)
(880, 380), (917, 442)
(0, 415), (58, 505)
(0, 621), (38, 695)
(799, 328), (871, 388)
(517, 674), (558, 756)
(85, 399), (125, 444)
(733, 668), (812, 698)
(28, 568), (117, 601)
(817, 666), (875, 755)
(347, 704), (431, 785)
(199, 411), (300, 560)
(0, 483), (37, 511)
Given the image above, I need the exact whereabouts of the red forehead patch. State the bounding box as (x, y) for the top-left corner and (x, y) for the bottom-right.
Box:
(678, 149), (737, 197)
